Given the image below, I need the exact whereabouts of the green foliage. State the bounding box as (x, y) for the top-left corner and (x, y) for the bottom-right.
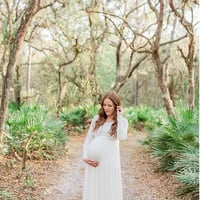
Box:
(124, 105), (164, 130)
(173, 146), (199, 199)
(60, 107), (87, 126)
(137, 106), (149, 122)
(8, 101), (21, 111)
(0, 190), (14, 200)
(84, 103), (100, 119)
(124, 106), (138, 125)
(144, 103), (199, 199)
(23, 172), (35, 188)
(60, 104), (100, 134)
(5, 103), (67, 160)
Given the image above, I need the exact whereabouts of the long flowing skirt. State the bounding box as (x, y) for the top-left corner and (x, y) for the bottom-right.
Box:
(83, 136), (123, 200)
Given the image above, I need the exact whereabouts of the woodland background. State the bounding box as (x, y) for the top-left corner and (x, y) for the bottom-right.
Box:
(0, 0), (199, 114)
(0, 0), (199, 200)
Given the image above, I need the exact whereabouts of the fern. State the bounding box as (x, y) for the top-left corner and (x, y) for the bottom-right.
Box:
(5, 103), (67, 160)
(144, 103), (199, 198)
(60, 107), (87, 126)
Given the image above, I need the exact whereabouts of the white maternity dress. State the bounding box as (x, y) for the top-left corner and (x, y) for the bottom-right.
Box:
(83, 115), (128, 200)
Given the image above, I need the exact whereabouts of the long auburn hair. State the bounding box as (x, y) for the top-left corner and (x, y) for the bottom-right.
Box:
(93, 91), (121, 136)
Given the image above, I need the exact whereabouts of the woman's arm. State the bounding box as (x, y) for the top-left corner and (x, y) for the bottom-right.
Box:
(83, 116), (99, 167)
(83, 116), (98, 159)
(116, 107), (128, 140)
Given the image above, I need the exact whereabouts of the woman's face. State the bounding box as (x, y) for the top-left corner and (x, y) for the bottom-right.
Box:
(103, 98), (116, 118)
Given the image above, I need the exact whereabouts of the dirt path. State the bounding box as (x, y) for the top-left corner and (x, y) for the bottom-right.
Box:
(39, 131), (182, 200)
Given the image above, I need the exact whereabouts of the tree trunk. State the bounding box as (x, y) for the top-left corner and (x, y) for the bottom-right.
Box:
(88, 9), (101, 102)
(168, 76), (176, 106)
(155, 65), (174, 116)
(56, 68), (62, 117)
(0, 0), (40, 143)
(169, 0), (196, 109)
(26, 45), (32, 103)
(166, 17), (177, 107)
(187, 63), (195, 109)
(152, 48), (174, 116)
(135, 79), (139, 106)
(56, 68), (67, 117)
(14, 65), (21, 108)
(55, 39), (79, 116)
(150, 0), (175, 116)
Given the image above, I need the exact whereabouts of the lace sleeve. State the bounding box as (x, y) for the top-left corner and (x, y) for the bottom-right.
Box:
(116, 115), (128, 140)
(83, 115), (98, 159)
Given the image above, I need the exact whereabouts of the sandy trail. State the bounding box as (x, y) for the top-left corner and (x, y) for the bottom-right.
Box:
(40, 131), (182, 200)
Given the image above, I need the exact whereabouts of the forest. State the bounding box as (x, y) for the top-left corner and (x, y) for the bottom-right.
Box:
(0, 0), (199, 200)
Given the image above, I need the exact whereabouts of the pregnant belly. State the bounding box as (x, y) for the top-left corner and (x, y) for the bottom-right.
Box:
(87, 136), (113, 161)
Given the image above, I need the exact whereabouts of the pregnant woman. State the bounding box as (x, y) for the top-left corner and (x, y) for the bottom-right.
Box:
(82, 91), (128, 200)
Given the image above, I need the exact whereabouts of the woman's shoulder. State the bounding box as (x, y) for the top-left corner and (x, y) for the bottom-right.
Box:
(117, 114), (128, 124)
(88, 115), (99, 124)
(88, 115), (99, 128)
(92, 115), (99, 122)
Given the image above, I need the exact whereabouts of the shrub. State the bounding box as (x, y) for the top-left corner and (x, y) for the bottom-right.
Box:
(144, 103), (199, 199)
(84, 103), (100, 119)
(5, 103), (67, 160)
(124, 107), (138, 126)
(173, 146), (199, 199)
(124, 105), (164, 131)
(60, 107), (87, 126)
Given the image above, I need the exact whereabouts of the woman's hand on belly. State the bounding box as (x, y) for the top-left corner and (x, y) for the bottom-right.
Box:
(83, 158), (99, 168)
